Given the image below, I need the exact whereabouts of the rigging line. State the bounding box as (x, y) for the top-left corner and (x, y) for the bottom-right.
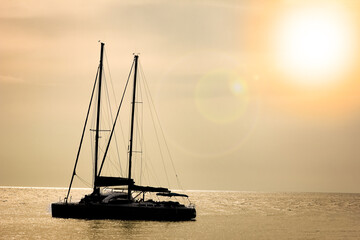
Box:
(97, 143), (119, 174)
(144, 152), (161, 186)
(144, 87), (170, 187)
(125, 92), (133, 178)
(104, 52), (128, 174)
(102, 61), (115, 129)
(100, 73), (111, 135)
(139, 62), (170, 188)
(98, 59), (135, 176)
(118, 116), (128, 160)
(148, 113), (171, 187)
(133, 95), (158, 186)
(104, 48), (117, 102)
(144, 162), (153, 186)
(90, 130), (95, 180)
(125, 104), (132, 177)
(133, 106), (139, 182)
(138, 79), (144, 185)
(103, 71), (123, 176)
(139, 62), (184, 190)
(107, 156), (122, 176)
(133, 80), (144, 184)
(117, 114), (128, 176)
(75, 174), (92, 188)
(139, 79), (144, 185)
(65, 66), (99, 202)
(98, 139), (122, 175)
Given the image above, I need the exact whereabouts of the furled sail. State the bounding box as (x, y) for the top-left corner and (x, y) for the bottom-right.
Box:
(157, 192), (189, 198)
(132, 185), (169, 193)
(95, 176), (134, 187)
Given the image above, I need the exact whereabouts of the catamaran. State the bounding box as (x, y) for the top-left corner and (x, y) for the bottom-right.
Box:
(51, 42), (196, 221)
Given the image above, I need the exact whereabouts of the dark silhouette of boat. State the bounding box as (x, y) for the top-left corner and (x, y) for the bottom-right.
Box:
(51, 43), (196, 221)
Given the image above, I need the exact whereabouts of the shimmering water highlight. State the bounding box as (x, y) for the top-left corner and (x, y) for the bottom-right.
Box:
(1, 187), (359, 239)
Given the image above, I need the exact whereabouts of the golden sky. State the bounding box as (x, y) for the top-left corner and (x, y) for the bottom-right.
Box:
(1, 0), (360, 192)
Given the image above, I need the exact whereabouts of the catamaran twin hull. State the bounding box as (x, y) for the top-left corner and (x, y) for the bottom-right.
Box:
(51, 202), (196, 221)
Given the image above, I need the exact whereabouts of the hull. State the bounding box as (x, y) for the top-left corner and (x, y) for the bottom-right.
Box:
(51, 202), (196, 221)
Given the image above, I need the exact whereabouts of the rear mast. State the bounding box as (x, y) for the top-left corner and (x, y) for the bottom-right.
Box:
(128, 54), (139, 199)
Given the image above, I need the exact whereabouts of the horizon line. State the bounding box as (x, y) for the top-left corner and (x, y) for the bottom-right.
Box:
(0, 186), (359, 194)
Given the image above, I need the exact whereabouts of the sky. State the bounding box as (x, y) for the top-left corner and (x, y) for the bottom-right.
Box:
(1, 0), (360, 193)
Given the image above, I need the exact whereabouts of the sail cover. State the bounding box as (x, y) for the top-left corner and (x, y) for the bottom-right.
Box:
(156, 192), (189, 198)
(132, 185), (169, 193)
(95, 176), (134, 187)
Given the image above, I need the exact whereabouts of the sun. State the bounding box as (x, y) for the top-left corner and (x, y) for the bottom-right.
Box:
(274, 4), (354, 87)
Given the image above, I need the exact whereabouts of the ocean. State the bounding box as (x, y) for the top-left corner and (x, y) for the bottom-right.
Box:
(1, 187), (359, 239)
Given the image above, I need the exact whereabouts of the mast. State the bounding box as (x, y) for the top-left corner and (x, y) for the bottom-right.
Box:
(128, 54), (139, 199)
(94, 42), (105, 193)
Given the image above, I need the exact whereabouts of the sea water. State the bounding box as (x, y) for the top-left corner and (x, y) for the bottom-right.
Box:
(0, 187), (360, 239)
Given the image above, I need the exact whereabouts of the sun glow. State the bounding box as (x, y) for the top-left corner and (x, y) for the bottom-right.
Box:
(274, 4), (354, 87)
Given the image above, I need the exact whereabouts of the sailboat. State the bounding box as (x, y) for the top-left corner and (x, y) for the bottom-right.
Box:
(51, 42), (196, 221)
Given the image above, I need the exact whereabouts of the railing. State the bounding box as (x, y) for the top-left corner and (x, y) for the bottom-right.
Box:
(188, 203), (196, 208)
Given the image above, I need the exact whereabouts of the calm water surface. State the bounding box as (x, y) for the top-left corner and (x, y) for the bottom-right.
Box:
(1, 187), (360, 239)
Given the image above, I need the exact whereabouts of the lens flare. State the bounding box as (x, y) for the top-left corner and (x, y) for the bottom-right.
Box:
(195, 70), (249, 124)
